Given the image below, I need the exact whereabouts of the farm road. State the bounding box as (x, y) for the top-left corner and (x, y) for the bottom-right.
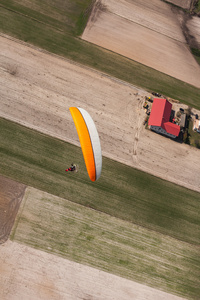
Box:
(0, 34), (200, 192)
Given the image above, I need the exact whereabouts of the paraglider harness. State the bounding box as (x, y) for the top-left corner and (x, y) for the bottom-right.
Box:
(65, 163), (77, 172)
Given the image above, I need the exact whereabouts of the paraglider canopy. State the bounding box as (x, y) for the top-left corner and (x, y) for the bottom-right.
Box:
(69, 107), (102, 182)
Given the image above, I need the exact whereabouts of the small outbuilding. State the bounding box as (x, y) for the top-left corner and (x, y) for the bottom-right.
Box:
(148, 98), (180, 138)
(193, 119), (200, 133)
(180, 113), (186, 129)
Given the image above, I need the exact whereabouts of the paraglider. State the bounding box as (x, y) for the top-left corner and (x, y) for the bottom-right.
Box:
(65, 163), (77, 172)
(69, 107), (102, 182)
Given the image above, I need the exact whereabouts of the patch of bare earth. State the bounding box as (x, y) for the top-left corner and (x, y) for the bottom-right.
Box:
(82, 0), (200, 88)
(0, 175), (26, 244)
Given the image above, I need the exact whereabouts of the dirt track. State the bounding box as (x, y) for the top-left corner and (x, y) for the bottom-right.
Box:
(1, 34), (200, 193)
(82, 0), (200, 88)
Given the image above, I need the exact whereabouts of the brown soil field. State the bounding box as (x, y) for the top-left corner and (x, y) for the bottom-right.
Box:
(1, 34), (200, 193)
(82, 0), (200, 88)
(0, 239), (187, 300)
(0, 175), (26, 244)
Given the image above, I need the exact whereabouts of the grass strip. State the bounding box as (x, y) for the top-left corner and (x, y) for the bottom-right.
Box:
(0, 5), (200, 109)
(0, 0), (93, 35)
(11, 186), (200, 300)
(1, 117), (200, 245)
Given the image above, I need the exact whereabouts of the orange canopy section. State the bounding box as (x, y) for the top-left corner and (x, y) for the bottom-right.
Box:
(69, 107), (102, 182)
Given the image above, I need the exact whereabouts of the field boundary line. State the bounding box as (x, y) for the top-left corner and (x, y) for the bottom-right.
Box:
(10, 186), (29, 240)
(104, 9), (186, 44)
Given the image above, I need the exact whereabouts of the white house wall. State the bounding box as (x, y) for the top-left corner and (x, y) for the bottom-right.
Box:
(150, 126), (176, 138)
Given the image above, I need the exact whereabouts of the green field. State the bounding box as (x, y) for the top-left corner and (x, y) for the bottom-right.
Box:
(1, 118), (200, 246)
(0, 0), (93, 36)
(1, 1), (200, 109)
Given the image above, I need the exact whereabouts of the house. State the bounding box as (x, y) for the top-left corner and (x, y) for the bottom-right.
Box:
(148, 98), (180, 138)
(193, 119), (200, 133)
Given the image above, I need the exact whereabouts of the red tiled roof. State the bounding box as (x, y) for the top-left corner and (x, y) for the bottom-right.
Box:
(163, 122), (180, 136)
(148, 98), (180, 137)
(148, 98), (171, 127)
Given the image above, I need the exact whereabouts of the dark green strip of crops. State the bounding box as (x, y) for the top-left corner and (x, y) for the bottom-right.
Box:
(0, 0), (93, 35)
(1, 117), (200, 245)
(0, 3), (200, 109)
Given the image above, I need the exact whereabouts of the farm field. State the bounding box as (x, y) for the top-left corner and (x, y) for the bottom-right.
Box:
(82, 0), (200, 88)
(0, 0), (93, 36)
(0, 239), (189, 300)
(1, 35), (200, 194)
(1, 2), (200, 108)
(1, 171), (198, 300)
(0, 118), (200, 245)
(2, 186), (196, 300)
(0, 0), (200, 299)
